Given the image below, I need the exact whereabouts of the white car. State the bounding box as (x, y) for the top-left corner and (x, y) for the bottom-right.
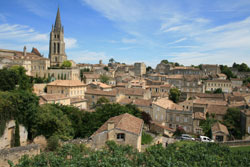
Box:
(181, 134), (195, 141)
(200, 136), (214, 142)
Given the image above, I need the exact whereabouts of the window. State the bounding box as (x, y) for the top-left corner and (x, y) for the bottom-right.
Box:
(117, 133), (125, 140)
(176, 116), (179, 122)
(184, 117), (187, 122)
(248, 127), (250, 133)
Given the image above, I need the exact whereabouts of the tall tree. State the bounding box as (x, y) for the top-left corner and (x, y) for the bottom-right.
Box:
(14, 120), (20, 147)
(169, 88), (181, 103)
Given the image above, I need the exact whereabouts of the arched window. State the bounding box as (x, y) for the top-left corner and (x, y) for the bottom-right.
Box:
(57, 43), (60, 54)
(53, 43), (56, 54)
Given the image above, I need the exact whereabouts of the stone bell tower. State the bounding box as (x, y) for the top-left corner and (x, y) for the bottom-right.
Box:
(49, 7), (67, 67)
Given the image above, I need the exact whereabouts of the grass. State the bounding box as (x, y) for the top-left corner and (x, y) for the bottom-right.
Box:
(230, 145), (250, 152)
(141, 132), (153, 145)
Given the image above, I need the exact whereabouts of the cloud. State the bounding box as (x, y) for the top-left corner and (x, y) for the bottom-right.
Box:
(65, 38), (77, 49)
(0, 14), (6, 22)
(121, 38), (137, 44)
(82, 0), (143, 22)
(68, 50), (107, 63)
(167, 38), (187, 45)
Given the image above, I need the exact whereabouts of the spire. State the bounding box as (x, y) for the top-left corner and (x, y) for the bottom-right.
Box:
(54, 7), (61, 30)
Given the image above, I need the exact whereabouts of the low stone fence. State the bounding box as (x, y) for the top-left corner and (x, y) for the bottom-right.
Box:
(220, 140), (250, 147)
(0, 144), (40, 167)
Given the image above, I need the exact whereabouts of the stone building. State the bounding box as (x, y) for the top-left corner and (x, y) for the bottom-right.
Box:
(241, 109), (250, 135)
(205, 80), (232, 93)
(118, 98), (152, 114)
(0, 120), (27, 149)
(39, 94), (71, 105)
(211, 122), (229, 142)
(0, 47), (50, 76)
(201, 64), (220, 76)
(47, 80), (86, 98)
(134, 62), (146, 77)
(49, 8), (67, 67)
(231, 78), (243, 88)
(151, 98), (193, 133)
(90, 113), (144, 151)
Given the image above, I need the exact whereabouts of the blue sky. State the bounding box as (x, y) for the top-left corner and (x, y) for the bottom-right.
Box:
(1, 0), (250, 67)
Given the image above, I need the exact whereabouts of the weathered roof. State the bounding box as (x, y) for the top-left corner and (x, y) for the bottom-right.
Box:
(119, 98), (152, 107)
(70, 97), (87, 104)
(39, 93), (68, 101)
(85, 89), (116, 96)
(150, 121), (175, 132)
(152, 97), (183, 110)
(212, 122), (229, 135)
(92, 113), (144, 136)
(47, 80), (86, 87)
(89, 82), (112, 89)
(206, 79), (231, 83)
(84, 73), (100, 79)
(207, 105), (228, 115)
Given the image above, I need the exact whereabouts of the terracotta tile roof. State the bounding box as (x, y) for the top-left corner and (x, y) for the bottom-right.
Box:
(118, 98), (133, 104)
(92, 113), (144, 136)
(152, 97), (183, 110)
(217, 73), (227, 77)
(194, 93), (224, 99)
(150, 121), (175, 132)
(173, 66), (199, 70)
(39, 93), (68, 101)
(89, 82), (112, 89)
(193, 99), (227, 106)
(70, 97), (87, 104)
(212, 122), (229, 135)
(86, 88), (116, 96)
(84, 74), (100, 79)
(133, 99), (152, 107)
(207, 105), (228, 115)
(230, 78), (242, 81)
(115, 87), (147, 96)
(165, 75), (184, 79)
(228, 95), (245, 102)
(206, 79), (231, 83)
(47, 80), (86, 87)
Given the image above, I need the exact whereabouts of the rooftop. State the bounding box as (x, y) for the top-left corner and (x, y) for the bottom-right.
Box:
(91, 113), (143, 136)
(152, 97), (183, 110)
(47, 80), (86, 87)
(212, 122), (229, 135)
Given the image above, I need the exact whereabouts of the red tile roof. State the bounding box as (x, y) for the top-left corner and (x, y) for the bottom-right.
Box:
(47, 80), (86, 87)
(92, 113), (143, 136)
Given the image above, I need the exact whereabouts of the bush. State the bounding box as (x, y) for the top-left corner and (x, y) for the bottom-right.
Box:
(142, 132), (153, 145)
(47, 135), (59, 151)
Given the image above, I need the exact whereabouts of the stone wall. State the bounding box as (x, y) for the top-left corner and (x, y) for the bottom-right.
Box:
(220, 140), (250, 147)
(0, 144), (40, 167)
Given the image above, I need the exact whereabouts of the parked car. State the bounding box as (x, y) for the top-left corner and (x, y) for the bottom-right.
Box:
(200, 136), (214, 142)
(181, 134), (195, 141)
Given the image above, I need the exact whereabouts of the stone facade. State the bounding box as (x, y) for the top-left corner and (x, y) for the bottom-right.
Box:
(47, 80), (86, 98)
(205, 80), (232, 93)
(49, 8), (67, 67)
(241, 109), (250, 135)
(0, 120), (28, 149)
(91, 113), (143, 151)
(134, 62), (146, 77)
(0, 144), (40, 167)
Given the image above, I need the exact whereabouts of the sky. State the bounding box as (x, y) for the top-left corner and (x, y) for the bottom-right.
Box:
(1, 0), (250, 67)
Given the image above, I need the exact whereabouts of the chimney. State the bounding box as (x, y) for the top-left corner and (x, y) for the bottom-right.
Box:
(23, 46), (27, 56)
(107, 121), (115, 140)
(99, 60), (102, 65)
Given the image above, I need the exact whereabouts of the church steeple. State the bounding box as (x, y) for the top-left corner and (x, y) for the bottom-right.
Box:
(49, 7), (67, 67)
(54, 7), (62, 30)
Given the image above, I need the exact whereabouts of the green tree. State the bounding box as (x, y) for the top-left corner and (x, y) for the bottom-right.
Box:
(32, 104), (74, 140)
(213, 88), (223, 94)
(61, 60), (72, 68)
(161, 60), (169, 64)
(109, 58), (115, 64)
(146, 66), (152, 72)
(223, 108), (243, 139)
(169, 88), (181, 103)
(47, 135), (59, 151)
(220, 65), (236, 79)
(141, 111), (152, 125)
(103, 66), (109, 71)
(200, 113), (217, 138)
(173, 126), (186, 137)
(14, 120), (20, 147)
(100, 74), (109, 84)
(0, 68), (17, 91)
